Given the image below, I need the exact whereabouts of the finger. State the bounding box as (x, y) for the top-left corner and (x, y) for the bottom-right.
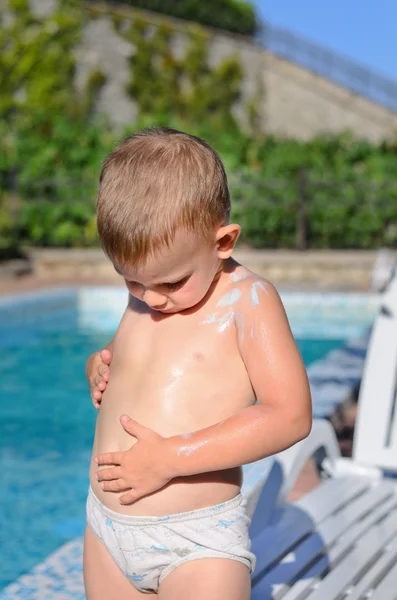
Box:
(96, 467), (122, 482)
(99, 365), (110, 380)
(100, 349), (112, 365)
(119, 490), (138, 505)
(95, 452), (123, 466)
(93, 390), (102, 400)
(120, 415), (145, 438)
(94, 375), (104, 388)
(100, 479), (129, 492)
(93, 378), (106, 392)
(92, 397), (101, 409)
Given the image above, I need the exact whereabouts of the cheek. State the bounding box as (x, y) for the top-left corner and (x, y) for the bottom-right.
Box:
(125, 281), (142, 298)
(175, 276), (209, 303)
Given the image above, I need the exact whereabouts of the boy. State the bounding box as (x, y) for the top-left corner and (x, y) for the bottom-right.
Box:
(84, 127), (312, 600)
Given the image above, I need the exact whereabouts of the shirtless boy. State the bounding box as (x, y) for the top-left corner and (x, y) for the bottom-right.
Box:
(84, 126), (312, 600)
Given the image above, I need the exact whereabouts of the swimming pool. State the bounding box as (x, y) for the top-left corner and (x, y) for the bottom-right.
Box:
(0, 287), (380, 589)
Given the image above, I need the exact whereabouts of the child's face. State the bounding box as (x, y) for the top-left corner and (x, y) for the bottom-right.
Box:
(113, 228), (233, 314)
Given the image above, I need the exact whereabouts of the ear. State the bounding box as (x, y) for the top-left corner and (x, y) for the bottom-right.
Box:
(215, 224), (241, 260)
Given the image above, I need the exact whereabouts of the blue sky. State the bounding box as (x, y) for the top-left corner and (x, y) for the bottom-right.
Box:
(253, 0), (397, 81)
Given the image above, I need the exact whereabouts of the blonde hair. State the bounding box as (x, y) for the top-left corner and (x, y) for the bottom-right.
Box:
(96, 127), (230, 267)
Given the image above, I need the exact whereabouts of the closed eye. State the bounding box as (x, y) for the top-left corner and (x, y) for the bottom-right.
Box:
(162, 276), (190, 291)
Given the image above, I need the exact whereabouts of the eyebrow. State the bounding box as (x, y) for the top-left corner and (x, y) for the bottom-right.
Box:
(113, 265), (190, 285)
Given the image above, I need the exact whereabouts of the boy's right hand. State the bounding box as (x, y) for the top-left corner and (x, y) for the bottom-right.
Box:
(87, 348), (112, 409)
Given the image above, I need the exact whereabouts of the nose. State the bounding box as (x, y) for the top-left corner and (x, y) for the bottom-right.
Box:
(143, 289), (168, 309)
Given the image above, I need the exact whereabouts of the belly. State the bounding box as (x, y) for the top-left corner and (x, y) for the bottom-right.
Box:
(89, 460), (242, 516)
(89, 369), (250, 516)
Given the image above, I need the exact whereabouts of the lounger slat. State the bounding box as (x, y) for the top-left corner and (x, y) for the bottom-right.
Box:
(251, 505), (315, 581)
(260, 536), (327, 600)
(277, 556), (329, 600)
(370, 557), (397, 600)
(304, 508), (397, 600)
(296, 476), (371, 522)
(252, 477), (376, 580)
(255, 488), (397, 599)
(345, 542), (397, 600)
(315, 480), (395, 544)
(388, 377), (397, 454)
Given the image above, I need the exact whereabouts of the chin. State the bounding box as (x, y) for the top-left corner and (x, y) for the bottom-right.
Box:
(164, 304), (191, 314)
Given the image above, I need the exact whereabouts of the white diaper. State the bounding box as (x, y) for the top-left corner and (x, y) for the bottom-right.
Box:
(86, 486), (256, 593)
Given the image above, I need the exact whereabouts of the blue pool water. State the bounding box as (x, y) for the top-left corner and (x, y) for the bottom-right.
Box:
(0, 288), (378, 590)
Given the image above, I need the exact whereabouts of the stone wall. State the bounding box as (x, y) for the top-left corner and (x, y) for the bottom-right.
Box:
(263, 54), (397, 142)
(25, 0), (397, 140)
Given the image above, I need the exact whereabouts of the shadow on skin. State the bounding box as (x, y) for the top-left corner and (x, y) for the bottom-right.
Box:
(129, 258), (244, 322)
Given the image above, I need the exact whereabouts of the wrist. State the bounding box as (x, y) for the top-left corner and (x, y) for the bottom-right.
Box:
(162, 436), (183, 479)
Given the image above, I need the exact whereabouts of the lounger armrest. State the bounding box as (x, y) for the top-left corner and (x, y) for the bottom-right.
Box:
(275, 418), (341, 505)
(322, 456), (382, 479)
(248, 419), (341, 527)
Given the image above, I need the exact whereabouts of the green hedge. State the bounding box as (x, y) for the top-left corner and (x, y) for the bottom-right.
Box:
(2, 112), (397, 254)
(98, 0), (258, 36)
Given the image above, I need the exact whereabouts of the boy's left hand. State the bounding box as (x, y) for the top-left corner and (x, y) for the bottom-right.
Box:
(95, 415), (174, 505)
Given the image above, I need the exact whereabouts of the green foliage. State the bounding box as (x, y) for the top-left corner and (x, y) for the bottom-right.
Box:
(117, 18), (243, 129)
(2, 111), (115, 183)
(2, 112), (397, 252)
(0, 195), (18, 258)
(0, 111), (115, 250)
(18, 199), (98, 247)
(125, 21), (181, 115)
(0, 1), (82, 122)
(102, 0), (258, 36)
(0, 0), (109, 130)
(0, 0), (251, 253)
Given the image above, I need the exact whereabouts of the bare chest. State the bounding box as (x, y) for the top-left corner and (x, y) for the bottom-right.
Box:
(113, 305), (238, 373)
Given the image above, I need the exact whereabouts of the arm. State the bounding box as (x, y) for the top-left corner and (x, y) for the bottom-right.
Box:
(163, 280), (312, 478)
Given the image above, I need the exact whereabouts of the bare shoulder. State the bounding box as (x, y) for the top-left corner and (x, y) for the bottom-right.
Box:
(223, 266), (283, 316)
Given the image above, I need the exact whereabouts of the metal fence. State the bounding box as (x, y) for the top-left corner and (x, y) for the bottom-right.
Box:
(258, 23), (397, 112)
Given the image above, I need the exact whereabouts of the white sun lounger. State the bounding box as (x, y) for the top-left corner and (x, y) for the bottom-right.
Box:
(250, 271), (397, 598)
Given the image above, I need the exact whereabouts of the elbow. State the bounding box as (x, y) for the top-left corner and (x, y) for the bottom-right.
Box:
(289, 410), (312, 445)
(293, 391), (313, 443)
(295, 416), (312, 443)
